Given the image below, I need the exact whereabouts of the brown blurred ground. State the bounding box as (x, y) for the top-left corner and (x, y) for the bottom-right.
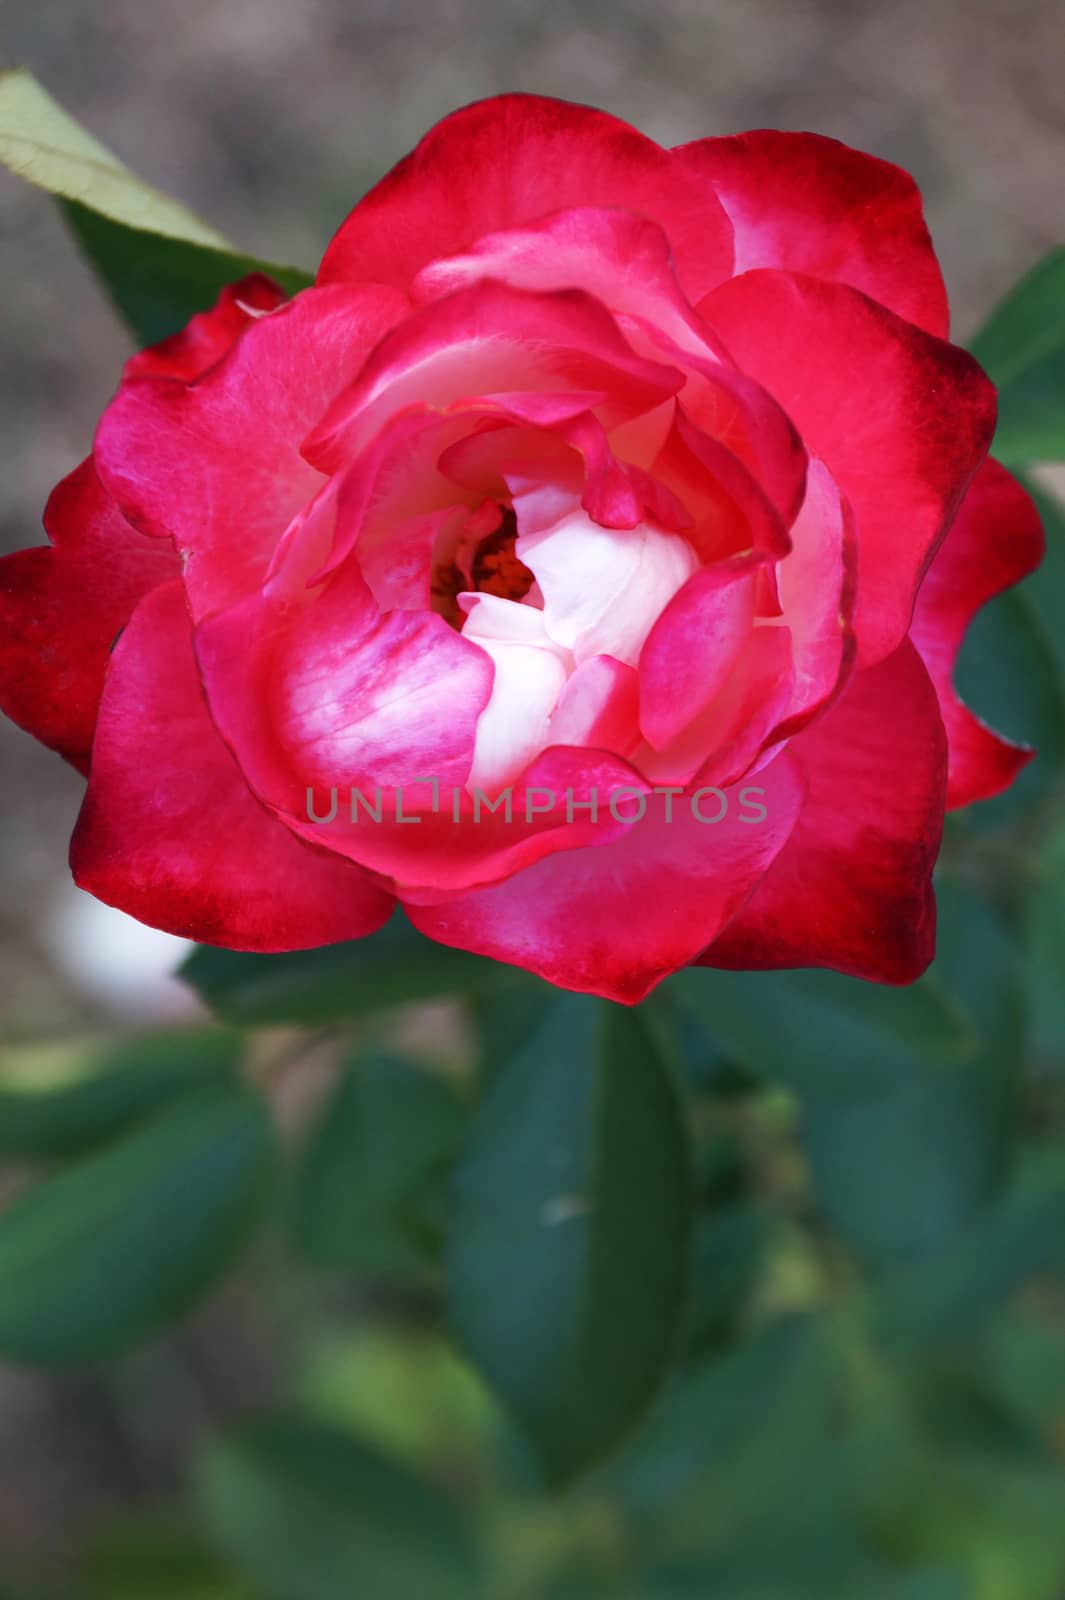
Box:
(2, 0), (1065, 1039)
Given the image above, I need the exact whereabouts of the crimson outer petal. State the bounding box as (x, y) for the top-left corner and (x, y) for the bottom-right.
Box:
(94, 284), (409, 617)
(317, 94), (734, 300)
(0, 459), (178, 771)
(0, 275), (286, 772)
(122, 274), (288, 380)
(910, 458), (1045, 808)
(70, 581), (394, 949)
(407, 754), (804, 1003)
(700, 270), (997, 666)
(701, 641), (947, 983)
(677, 131), (949, 337)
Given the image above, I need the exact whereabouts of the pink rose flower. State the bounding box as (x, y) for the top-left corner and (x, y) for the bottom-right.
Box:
(0, 96), (1043, 1001)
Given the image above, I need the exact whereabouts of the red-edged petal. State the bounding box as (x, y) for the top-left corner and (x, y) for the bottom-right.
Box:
(70, 581), (395, 949)
(638, 554), (762, 749)
(412, 206), (726, 361)
(302, 280), (684, 476)
(94, 283), (409, 617)
(677, 131), (949, 337)
(0, 459), (177, 771)
(319, 94), (733, 301)
(193, 560), (633, 894)
(123, 274), (289, 382)
(700, 270), (996, 665)
(770, 457), (857, 740)
(636, 624), (795, 790)
(910, 458), (1044, 808)
(195, 551), (493, 803)
(651, 407), (793, 567)
(547, 655), (640, 752)
(701, 640), (947, 983)
(406, 752), (804, 1003)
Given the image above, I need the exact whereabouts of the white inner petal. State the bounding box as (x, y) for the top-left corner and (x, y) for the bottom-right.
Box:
(465, 634), (569, 795)
(460, 500), (698, 791)
(517, 507), (699, 666)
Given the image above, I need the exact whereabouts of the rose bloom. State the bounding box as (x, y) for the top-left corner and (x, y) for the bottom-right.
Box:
(0, 96), (1043, 1002)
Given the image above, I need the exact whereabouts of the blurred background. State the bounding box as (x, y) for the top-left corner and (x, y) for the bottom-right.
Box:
(2, 2), (1065, 1595)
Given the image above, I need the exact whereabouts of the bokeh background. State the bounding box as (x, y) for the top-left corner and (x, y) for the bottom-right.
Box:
(2, 0), (1065, 1591)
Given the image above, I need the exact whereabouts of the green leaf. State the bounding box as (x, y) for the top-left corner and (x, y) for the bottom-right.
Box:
(64, 201), (313, 346)
(970, 248), (1065, 463)
(199, 1418), (479, 1600)
(0, 68), (226, 244)
(0, 71), (312, 346)
(609, 1314), (826, 1515)
(1026, 863), (1065, 1067)
(78, 1515), (252, 1600)
(876, 1146), (1065, 1351)
(668, 967), (975, 1099)
(0, 1085), (276, 1365)
(289, 1053), (468, 1275)
(800, 883), (1022, 1265)
(0, 1029), (242, 1160)
(447, 994), (692, 1485)
(800, 1056), (1012, 1266)
(182, 912), (532, 1026)
(954, 585), (1065, 829)
(685, 1205), (773, 1351)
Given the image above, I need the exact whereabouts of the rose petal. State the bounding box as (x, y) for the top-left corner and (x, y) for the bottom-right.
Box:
(407, 751), (803, 1002)
(910, 458), (1044, 807)
(0, 459), (177, 771)
(302, 280), (684, 476)
(319, 93), (733, 300)
(517, 507), (700, 665)
(638, 554), (762, 750)
(122, 273), (288, 381)
(701, 640), (947, 982)
(412, 206), (724, 360)
(70, 581), (395, 949)
(771, 457), (857, 739)
(700, 269), (996, 664)
(547, 654), (640, 752)
(677, 130), (949, 336)
(94, 283), (409, 617)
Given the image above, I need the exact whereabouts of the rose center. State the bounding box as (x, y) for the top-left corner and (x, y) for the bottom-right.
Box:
(431, 504), (536, 628)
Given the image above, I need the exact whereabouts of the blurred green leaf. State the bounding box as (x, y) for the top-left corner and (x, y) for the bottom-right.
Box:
(0, 68), (226, 244)
(64, 201), (312, 346)
(1023, 808), (1065, 1066)
(0, 1030), (242, 1160)
(643, 1563), (966, 1600)
(970, 248), (1065, 463)
(684, 1205), (773, 1351)
(199, 1418), (479, 1600)
(611, 1314), (888, 1589)
(182, 912), (532, 1026)
(289, 1053), (467, 1275)
(954, 586), (1065, 829)
(973, 1305), (1065, 1447)
(447, 994), (692, 1485)
(800, 1055), (1012, 1266)
(668, 967), (975, 1099)
(0, 70), (311, 346)
(876, 1146), (1065, 1350)
(609, 1314), (825, 1515)
(799, 885), (1021, 1266)
(77, 1515), (252, 1600)
(1011, 477), (1065, 680)
(0, 1084), (276, 1365)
